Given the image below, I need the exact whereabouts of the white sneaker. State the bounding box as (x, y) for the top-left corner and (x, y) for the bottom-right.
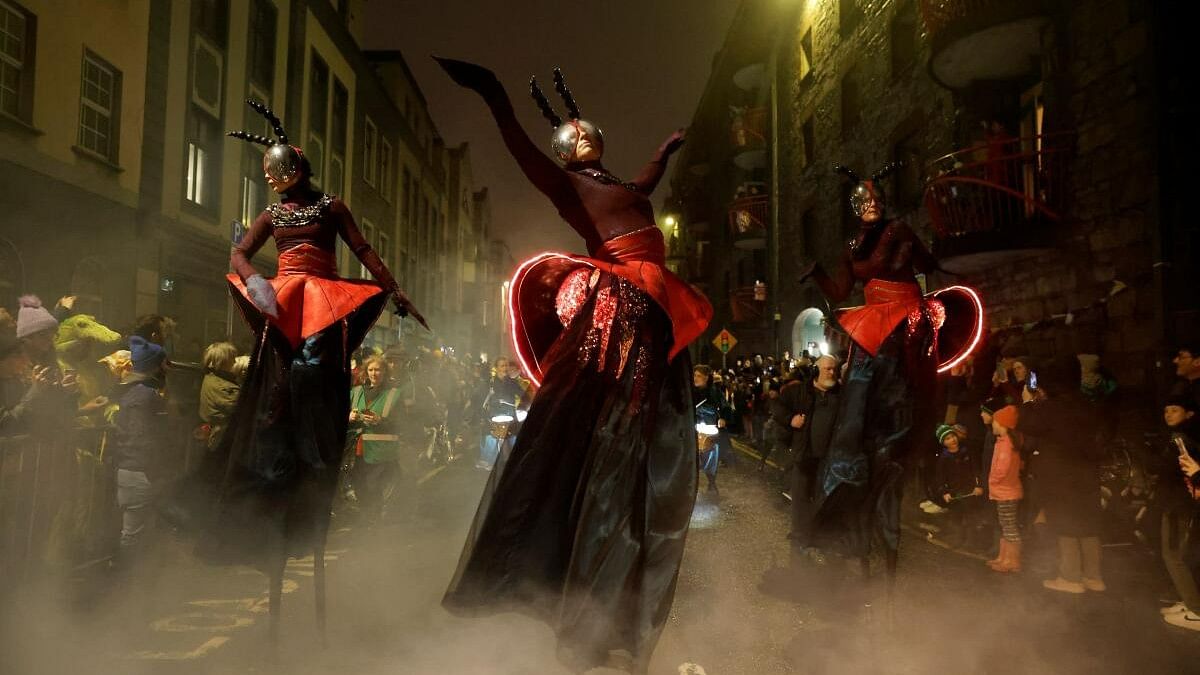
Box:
(922, 503), (948, 514)
(1160, 601), (1188, 616)
(1082, 577), (1106, 592)
(1164, 611), (1200, 631)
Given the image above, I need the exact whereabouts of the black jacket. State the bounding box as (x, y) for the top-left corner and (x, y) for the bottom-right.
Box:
(112, 379), (168, 476)
(933, 447), (982, 503)
(771, 379), (839, 460)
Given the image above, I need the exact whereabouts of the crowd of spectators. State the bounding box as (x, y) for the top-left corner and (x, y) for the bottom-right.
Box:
(0, 289), (535, 585)
(698, 343), (1200, 632)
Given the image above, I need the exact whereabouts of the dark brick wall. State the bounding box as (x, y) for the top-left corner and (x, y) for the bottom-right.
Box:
(777, 0), (954, 349)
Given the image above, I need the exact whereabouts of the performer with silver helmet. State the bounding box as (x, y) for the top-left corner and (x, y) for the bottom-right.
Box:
(165, 99), (426, 639)
(434, 56), (712, 674)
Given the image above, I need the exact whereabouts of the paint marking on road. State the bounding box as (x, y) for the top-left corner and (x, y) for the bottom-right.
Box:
(150, 612), (256, 633)
(127, 636), (231, 661)
(729, 438), (783, 470)
(418, 464), (448, 485)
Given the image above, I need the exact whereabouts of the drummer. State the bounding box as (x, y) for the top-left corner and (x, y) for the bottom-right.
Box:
(693, 365), (733, 495)
(477, 357), (530, 470)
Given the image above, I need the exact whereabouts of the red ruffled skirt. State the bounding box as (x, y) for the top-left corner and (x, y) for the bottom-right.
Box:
(835, 279), (984, 372)
(227, 243), (387, 348)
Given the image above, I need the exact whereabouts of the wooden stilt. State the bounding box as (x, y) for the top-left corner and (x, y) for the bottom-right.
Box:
(268, 559), (284, 654)
(314, 543), (327, 647)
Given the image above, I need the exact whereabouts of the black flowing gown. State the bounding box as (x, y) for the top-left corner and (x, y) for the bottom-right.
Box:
(435, 58), (709, 675)
(445, 272), (698, 673)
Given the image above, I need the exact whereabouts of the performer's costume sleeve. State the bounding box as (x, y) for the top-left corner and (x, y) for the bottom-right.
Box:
(230, 210), (274, 281)
(473, 81), (584, 226)
(332, 198), (401, 293)
(629, 133), (680, 194)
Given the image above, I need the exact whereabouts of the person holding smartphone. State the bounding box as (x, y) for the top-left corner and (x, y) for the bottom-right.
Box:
(1158, 397), (1200, 631)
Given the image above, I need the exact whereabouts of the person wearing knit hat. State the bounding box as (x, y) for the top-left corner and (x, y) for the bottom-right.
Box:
(129, 335), (166, 377)
(993, 405), (1019, 430)
(927, 420), (985, 548)
(15, 295), (60, 368)
(988, 405), (1024, 572)
(111, 334), (168, 567)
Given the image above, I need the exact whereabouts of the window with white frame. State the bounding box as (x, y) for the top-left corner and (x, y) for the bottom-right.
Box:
(363, 116), (377, 187)
(378, 231), (391, 270)
(186, 142), (208, 206)
(0, 0), (32, 121)
(380, 137), (392, 201)
(240, 175), (264, 229)
(330, 78), (347, 194)
(78, 50), (121, 162)
(359, 218), (376, 278)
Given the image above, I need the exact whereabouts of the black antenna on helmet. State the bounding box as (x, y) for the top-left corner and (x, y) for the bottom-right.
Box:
(247, 99), (288, 145)
(529, 77), (563, 129)
(553, 68), (580, 120)
(870, 160), (905, 183)
(833, 164), (862, 183)
(228, 99), (289, 147)
(226, 131), (273, 147)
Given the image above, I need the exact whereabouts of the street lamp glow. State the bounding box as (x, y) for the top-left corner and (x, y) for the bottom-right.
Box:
(664, 215), (676, 227)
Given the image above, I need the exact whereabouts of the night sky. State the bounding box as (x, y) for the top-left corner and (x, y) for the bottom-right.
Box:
(362, 0), (740, 259)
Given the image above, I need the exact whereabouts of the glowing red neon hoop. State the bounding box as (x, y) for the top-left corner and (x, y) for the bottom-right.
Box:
(931, 285), (985, 374)
(508, 251), (594, 388)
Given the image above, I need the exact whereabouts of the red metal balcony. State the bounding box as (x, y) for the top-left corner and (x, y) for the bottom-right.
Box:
(918, 0), (1051, 89)
(730, 286), (766, 323)
(728, 194), (768, 250)
(730, 107), (768, 149)
(924, 132), (1073, 269)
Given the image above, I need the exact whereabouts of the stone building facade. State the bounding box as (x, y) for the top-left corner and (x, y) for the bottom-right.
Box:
(672, 0), (1191, 409)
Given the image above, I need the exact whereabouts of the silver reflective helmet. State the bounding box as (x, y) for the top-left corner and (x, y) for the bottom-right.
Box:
(551, 119), (604, 163)
(263, 144), (302, 184)
(849, 181), (883, 218)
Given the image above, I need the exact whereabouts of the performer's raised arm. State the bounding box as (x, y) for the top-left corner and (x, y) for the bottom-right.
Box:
(630, 130), (686, 194)
(331, 199), (427, 328)
(434, 57), (573, 210)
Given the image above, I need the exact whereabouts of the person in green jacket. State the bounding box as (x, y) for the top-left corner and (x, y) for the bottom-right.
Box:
(198, 342), (241, 451)
(348, 355), (402, 524)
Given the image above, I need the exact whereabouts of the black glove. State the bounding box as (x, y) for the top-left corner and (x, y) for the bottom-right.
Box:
(433, 56), (503, 97)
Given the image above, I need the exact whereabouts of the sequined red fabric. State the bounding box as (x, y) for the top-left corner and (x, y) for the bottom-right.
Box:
(509, 227), (712, 386)
(836, 279), (944, 357)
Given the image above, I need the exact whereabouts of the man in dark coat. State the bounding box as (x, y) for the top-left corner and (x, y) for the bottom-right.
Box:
(774, 354), (841, 563)
(1013, 359), (1106, 594)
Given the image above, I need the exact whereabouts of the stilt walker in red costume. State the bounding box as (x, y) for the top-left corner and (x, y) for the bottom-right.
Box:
(800, 163), (983, 586)
(165, 100), (426, 641)
(434, 57), (712, 674)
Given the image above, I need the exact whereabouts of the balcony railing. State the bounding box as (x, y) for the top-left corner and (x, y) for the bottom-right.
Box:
(728, 194), (768, 250)
(923, 132), (1073, 239)
(730, 285), (766, 323)
(730, 107), (768, 149)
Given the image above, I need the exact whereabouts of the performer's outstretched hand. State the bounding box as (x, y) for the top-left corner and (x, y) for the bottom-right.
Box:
(392, 288), (429, 330)
(433, 56), (502, 96)
(661, 129), (687, 157)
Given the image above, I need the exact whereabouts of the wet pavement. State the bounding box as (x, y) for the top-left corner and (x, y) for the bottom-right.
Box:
(3, 440), (1198, 674)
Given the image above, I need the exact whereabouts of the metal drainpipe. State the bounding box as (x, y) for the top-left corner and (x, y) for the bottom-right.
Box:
(769, 27), (782, 359)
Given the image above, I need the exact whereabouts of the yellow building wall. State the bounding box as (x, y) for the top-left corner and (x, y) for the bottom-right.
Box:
(0, 0), (150, 207)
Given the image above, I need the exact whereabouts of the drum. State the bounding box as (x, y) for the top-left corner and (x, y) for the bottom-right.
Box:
(695, 423), (719, 453)
(489, 414), (515, 440)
